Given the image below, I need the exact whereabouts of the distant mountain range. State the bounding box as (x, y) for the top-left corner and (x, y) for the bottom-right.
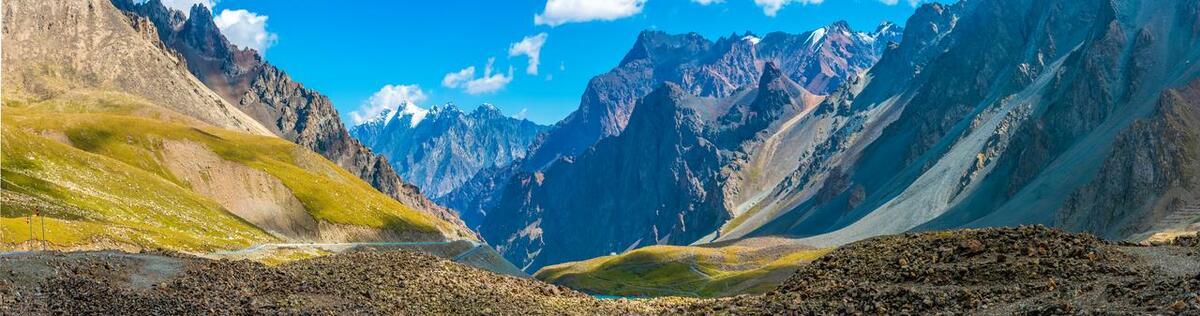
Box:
(350, 104), (547, 227)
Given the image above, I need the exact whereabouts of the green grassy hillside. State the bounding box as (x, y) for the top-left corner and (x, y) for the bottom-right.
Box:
(1, 91), (473, 252)
(535, 239), (829, 297)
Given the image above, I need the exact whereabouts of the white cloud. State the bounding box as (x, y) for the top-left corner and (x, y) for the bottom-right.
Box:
(214, 9), (279, 55)
(514, 108), (529, 120)
(442, 66), (476, 89)
(349, 84), (428, 126)
(508, 33), (549, 75)
(534, 0), (647, 27)
(152, 0), (216, 17)
(691, 0), (724, 5)
(878, 0), (924, 6)
(467, 59), (515, 94)
(753, 0), (823, 16)
(443, 58), (514, 95)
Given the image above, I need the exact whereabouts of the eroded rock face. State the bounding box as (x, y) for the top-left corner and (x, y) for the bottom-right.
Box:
(110, 0), (470, 233)
(1056, 78), (1200, 239)
(160, 141), (317, 241)
(519, 22), (901, 171)
(1, 0), (271, 136)
(729, 0), (1200, 248)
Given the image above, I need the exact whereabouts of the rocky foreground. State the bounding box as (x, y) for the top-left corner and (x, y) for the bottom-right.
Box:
(1, 227), (1197, 315)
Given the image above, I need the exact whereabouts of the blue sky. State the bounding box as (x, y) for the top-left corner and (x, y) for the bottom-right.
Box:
(197, 0), (927, 125)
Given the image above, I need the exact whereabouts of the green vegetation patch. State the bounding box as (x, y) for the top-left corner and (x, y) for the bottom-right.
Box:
(1, 125), (273, 251)
(536, 243), (830, 298)
(2, 91), (462, 252)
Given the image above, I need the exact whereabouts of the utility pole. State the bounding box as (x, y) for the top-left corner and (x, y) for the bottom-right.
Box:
(28, 210), (35, 252)
(40, 207), (47, 251)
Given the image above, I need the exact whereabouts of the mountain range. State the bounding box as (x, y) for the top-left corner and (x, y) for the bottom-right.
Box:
(350, 104), (547, 227)
(379, 0), (1200, 273)
(5, 0), (1198, 295)
(465, 22), (905, 271)
(2, 0), (1200, 312)
(110, 0), (471, 232)
(722, 0), (1200, 248)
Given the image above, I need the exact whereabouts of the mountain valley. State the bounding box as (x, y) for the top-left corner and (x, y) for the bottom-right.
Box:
(1, 0), (1198, 313)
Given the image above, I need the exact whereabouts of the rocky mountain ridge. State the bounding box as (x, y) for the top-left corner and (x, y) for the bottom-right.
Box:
(1, 0), (477, 252)
(518, 22), (903, 172)
(439, 23), (900, 252)
(111, 0), (470, 232)
(481, 0), (1200, 273)
(473, 21), (901, 271)
(719, 0), (1200, 249)
(483, 61), (831, 271)
(1, 0), (270, 137)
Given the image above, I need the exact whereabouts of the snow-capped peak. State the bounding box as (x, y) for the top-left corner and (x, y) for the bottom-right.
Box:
(806, 27), (827, 48)
(431, 102), (464, 114)
(742, 35), (761, 45)
(397, 101), (429, 127)
(361, 108), (393, 127)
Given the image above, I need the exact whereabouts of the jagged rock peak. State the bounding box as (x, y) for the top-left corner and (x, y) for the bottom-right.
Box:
(473, 103), (503, 115)
(431, 103), (463, 114)
(759, 61), (785, 87)
(827, 20), (853, 33)
(619, 30), (713, 66)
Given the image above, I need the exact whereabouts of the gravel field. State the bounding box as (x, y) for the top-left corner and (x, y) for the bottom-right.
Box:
(2, 226), (1196, 315)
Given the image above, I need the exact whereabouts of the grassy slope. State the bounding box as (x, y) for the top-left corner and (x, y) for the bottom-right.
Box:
(535, 242), (830, 297)
(1, 91), (465, 252)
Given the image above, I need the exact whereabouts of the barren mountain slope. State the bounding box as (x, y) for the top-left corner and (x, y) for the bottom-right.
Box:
(1, 0), (476, 252)
(722, 0), (1200, 247)
(1, 0), (270, 136)
(110, 0), (470, 231)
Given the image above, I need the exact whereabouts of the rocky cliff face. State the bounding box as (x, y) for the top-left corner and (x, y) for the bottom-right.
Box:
(519, 22), (902, 171)
(461, 24), (897, 270)
(482, 84), (727, 271)
(2, 0), (270, 136)
(488, 0), (1199, 270)
(110, 0), (469, 232)
(351, 104), (547, 227)
(721, 0), (1200, 248)
(483, 63), (824, 271)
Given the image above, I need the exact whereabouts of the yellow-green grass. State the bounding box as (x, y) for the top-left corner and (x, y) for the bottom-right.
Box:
(1, 91), (465, 252)
(2, 123), (273, 251)
(251, 248), (332, 266)
(535, 243), (830, 298)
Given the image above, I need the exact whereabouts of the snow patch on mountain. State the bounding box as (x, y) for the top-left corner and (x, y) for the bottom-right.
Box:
(805, 27), (827, 48)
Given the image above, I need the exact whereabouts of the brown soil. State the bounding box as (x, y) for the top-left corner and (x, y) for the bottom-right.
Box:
(670, 226), (1200, 315)
(2, 226), (1196, 315)
(0, 251), (655, 315)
